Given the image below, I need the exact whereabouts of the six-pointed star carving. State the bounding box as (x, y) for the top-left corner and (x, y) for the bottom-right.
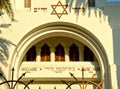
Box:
(51, 1), (68, 19)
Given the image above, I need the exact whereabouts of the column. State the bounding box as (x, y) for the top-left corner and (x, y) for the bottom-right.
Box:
(50, 48), (55, 62)
(109, 64), (118, 89)
(65, 48), (69, 62)
(79, 45), (84, 61)
(36, 46), (41, 62)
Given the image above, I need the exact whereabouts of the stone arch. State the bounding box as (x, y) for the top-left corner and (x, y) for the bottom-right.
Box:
(11, 22), (110, 89)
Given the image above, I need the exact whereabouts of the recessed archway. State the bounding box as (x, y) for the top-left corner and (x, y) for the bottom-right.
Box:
(11, 22), (110, 89)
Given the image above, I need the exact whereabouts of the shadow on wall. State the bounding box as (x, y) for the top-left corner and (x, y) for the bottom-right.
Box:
(0, 36), (16, 75)
(107, 2), (120, 89)
(65, 0), (106, 22)
(112, 30), (120, 88)
(0, 68), (4, 75)
(0, 0), (15, 76)
(116, 66), (120, 88)
(68, 0), (120, 88)
(107, 4), (120, 29)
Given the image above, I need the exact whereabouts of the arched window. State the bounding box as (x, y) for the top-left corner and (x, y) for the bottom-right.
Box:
(84, 46), (94, 61)
(88, 0), (95, 7)
(24, 0), (31, 8)
(41, 44), (50, 61)
(69, 44), (79, 61)
(55, 44), (65, 61)
(26, 46), (36, 61)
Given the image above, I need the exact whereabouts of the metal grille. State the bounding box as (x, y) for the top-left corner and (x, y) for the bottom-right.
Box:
(0, 67), (103, 89)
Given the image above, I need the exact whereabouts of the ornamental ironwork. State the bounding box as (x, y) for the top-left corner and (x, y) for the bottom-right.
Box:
(62, 68), (104, 89)
(0, 67), (104, 89)
(0, 67), (33, 89)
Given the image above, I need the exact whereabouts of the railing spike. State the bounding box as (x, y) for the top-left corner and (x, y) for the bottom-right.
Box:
(54, 86), (56, 89)
(39, 86), (41, 89)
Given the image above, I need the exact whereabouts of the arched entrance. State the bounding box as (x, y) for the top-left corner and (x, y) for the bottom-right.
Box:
(11, 22), (110, 89)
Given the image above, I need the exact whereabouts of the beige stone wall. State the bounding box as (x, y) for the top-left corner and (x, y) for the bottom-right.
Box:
(0, 0), (119, 89)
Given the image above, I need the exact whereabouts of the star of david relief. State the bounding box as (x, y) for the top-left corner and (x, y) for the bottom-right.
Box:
(51, 1), (68, 19)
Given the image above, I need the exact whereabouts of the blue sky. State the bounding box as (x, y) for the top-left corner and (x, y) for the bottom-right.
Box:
(107, 0), (120, 2)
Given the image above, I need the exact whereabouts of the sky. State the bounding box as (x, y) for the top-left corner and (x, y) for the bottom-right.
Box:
(107, 0), (120, 2)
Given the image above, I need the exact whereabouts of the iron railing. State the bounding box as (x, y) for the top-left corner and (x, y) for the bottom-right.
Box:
(0, 67), (103, 89)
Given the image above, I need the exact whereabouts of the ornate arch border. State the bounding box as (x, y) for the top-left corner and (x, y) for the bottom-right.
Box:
(10, 22), (111, 89)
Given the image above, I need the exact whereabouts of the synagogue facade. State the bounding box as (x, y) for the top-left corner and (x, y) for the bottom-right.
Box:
(0, 0), (120, 89)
